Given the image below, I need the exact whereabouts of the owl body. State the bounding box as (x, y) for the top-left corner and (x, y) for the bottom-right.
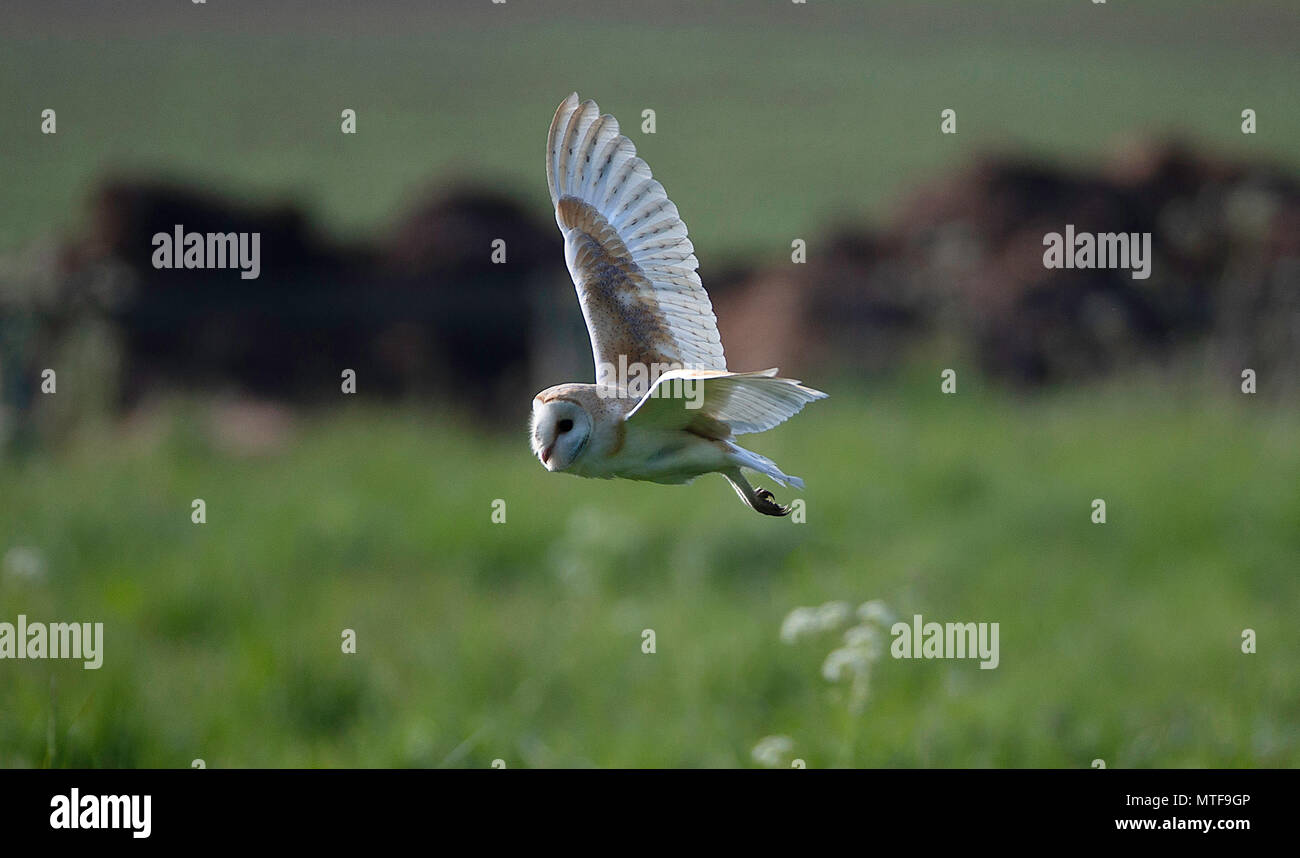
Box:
(529, 94), (826, 516)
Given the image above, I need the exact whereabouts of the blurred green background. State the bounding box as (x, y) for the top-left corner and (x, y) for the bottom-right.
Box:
(1, 0), (1297, 767)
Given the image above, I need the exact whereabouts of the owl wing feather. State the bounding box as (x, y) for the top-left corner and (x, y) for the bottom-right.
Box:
(547, 93), (726, 384)
(625, 368), (828, 437)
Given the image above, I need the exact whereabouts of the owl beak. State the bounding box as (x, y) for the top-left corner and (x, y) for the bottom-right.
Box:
(540, 443), (555, 466)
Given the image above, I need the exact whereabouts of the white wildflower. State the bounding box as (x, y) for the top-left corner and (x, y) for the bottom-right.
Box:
(751, 735), (795, 768)
(842, 623), (883, 660)
(3, 547), (46, 583)
(814, 601), (853, 631)
(780, 607), (820, 644)
(857, 599), (896, 626)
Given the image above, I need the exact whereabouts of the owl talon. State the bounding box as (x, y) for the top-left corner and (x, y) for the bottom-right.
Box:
(753, 487), (792, 517)
(724, 470), (793, 517)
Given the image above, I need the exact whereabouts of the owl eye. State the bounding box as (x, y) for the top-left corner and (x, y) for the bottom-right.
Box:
(557, 418), (574, 433)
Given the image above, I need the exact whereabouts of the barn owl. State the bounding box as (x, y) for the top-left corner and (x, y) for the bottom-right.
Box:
(530, 93), (826, 516)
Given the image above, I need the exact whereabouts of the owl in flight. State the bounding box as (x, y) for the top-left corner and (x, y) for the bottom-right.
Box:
(530, 93), (827, 516)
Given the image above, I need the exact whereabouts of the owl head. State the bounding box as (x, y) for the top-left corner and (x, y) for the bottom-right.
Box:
(530, 396), (592, 471)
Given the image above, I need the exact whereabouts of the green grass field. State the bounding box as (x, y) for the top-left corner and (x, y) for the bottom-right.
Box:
(3, 377), (1296, 767)
(2, 0), (1297, 769)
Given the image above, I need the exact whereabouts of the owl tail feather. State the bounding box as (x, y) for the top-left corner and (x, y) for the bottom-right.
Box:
(724, 442), (804, 490)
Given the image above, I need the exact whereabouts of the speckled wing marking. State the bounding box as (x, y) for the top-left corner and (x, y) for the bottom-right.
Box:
(547, 93), (726, 384)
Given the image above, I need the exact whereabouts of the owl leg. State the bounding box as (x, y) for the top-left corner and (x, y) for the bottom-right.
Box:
(723, 468), (791, 517)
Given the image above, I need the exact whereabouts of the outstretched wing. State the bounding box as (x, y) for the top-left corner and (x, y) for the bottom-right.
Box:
(625, 368), (828, 437)
(547, 93), (726, 385)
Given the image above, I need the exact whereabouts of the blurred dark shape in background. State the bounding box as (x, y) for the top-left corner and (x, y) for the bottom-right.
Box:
(1, 140), (1296, 444)
(1, 181), (574, 443)
(73, 180), (374, 403)
(716, 141), (1298, 389)
(885, 141), (1300, 386)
